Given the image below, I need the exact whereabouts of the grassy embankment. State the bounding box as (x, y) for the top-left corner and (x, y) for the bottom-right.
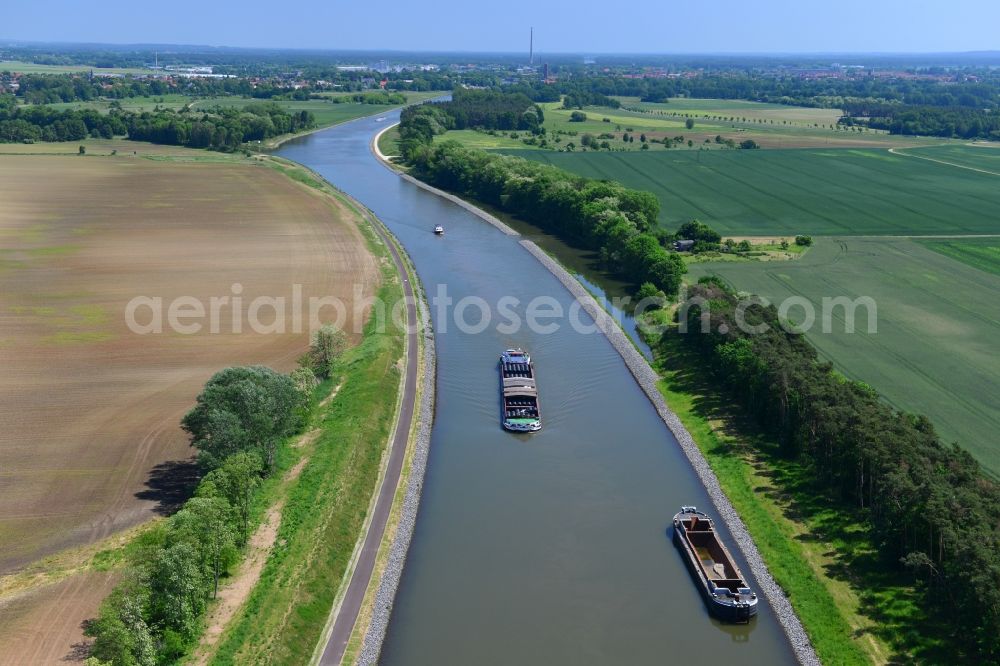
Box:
(204, 285), (402, 664)
(376, 125), (401, 157)
(337, 322), (423, 665)
(336, 126), (432, 665)
(203, 161), (408, 664)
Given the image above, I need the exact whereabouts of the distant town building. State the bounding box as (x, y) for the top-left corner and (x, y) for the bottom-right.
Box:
(165, 65), (214, 75)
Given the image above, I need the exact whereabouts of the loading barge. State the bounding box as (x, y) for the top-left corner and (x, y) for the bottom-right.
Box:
(672, 506), (758, 623)
(499, 348), (541, 432)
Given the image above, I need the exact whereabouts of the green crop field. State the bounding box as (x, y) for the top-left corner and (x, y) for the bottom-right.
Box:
(505, 146), (1000, 236)
(918, 236), (1000, 276)
(687, 237), (1000, 475)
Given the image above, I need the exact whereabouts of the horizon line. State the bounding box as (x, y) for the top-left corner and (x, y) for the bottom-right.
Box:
(3, 39), (1000, 59)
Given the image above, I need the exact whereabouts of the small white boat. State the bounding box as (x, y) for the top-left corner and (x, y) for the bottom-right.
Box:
(433, 225), (445, 235)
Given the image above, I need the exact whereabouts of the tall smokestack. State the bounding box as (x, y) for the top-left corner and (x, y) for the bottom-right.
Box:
(530, 27), (534, 66)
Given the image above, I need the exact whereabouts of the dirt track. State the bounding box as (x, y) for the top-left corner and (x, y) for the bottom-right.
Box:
(0, 154), (379, 664)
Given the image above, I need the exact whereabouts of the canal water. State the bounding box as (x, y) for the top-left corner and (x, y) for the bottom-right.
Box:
(277, 112), (796, 666)
(457, 201), (655, 359)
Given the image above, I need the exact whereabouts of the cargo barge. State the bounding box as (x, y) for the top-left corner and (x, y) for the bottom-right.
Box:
(672, 506), (758, 623)
(499, 349), (541, 432)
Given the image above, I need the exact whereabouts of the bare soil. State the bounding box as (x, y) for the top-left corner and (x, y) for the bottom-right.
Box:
(192, 502), (283, 665)
(0, 153), (379, 663)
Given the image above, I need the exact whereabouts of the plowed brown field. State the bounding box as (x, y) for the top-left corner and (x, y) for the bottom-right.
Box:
(0, 150), (379, 663)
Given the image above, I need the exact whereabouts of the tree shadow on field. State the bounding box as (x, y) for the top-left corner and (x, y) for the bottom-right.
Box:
(63, 639), (91, 662)
(135, 458), (200, 516)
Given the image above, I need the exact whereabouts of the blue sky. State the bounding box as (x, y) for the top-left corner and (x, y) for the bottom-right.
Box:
(5, 0), (1000, 53)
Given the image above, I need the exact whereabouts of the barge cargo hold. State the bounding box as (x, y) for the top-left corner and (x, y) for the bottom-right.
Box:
(672, 506), (758, 623)
(499, 349), (542, 432)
